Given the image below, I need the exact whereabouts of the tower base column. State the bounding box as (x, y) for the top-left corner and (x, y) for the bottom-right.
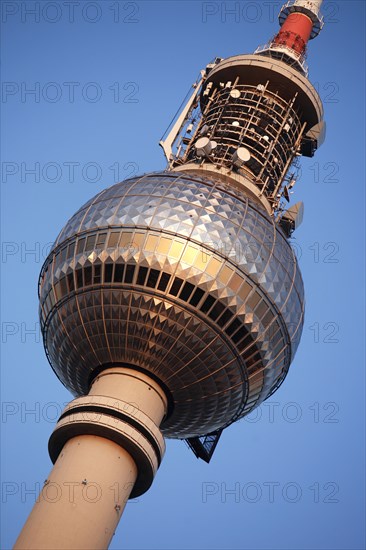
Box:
(14, 435), (137, 550)
(14, 368), (168, 550)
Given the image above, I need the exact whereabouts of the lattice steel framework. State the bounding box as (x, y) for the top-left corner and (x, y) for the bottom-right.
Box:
(181, 82), (305, 201)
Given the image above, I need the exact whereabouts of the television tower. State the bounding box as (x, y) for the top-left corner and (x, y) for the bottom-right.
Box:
(15, 1), (325, 548)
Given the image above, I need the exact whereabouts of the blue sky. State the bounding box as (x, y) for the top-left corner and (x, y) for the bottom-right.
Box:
(1, 1), (365, 549)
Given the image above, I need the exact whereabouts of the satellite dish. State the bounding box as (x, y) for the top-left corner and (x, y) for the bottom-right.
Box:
(232, 147), (251, 167)
(194, 137), (213, 157)
(230, 89), (241, 99)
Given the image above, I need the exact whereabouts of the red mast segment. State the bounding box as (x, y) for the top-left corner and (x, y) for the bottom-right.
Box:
(255, 1), (324, 75)
(272, 12), (314, 55)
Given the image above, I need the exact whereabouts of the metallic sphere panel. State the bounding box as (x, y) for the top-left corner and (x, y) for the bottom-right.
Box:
(39, 171), (304, 438)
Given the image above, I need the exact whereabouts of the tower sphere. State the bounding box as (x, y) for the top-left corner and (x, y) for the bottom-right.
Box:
(39, 170), (304, 438)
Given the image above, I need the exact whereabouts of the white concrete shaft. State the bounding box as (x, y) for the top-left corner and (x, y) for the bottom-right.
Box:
(14, 435), (137, 550)
(90, 367), (168, 425)
(14, 368), (168, 550)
